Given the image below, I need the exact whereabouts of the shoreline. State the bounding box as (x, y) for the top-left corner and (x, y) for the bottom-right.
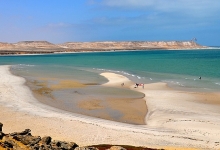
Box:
(0, 47), (218, 56)
(0, 40), (209, 56)
(1, 65), (220, 149)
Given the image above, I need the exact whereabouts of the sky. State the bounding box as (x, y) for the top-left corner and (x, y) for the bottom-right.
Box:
(0, 0), (220, 46)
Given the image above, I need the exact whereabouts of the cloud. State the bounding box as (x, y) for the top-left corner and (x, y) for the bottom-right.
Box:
(97, 0), (220, 18)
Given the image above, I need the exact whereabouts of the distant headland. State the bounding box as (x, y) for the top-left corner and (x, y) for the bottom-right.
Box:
(0, 40), (207, 55)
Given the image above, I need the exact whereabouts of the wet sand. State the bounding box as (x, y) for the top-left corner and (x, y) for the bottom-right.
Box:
(1, 65), (220, 149)
(26, 76), (147, 125)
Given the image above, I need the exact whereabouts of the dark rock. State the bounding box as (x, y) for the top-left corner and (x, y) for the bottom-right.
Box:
(75, 147), (99, 150)
(20, 135), (41, 145)
(0, 132), (5, 140)
(68, 142), (79, 150)
(38, 144), (53, 150)
(11, 131), (41, 146)
(12, 134), (24, 141)
(0, 122), (3, 132)
(60, 141), (78, 149)
(50, 140), (78, 150)
(29, 144), (40, 150)
(10, 128), (31, 136)
(2, 140), (14, 148)
(52, 140), (62, 147)
(51, 140), (61, 149)
(20, 129), (31, 135)
(41, 136), (52, 145)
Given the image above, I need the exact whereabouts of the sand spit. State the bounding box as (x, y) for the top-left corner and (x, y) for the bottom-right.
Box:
(1, 66), (220, 149)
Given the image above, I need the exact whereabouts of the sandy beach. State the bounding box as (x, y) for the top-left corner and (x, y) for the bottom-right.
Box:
(1, 65), (220, 149)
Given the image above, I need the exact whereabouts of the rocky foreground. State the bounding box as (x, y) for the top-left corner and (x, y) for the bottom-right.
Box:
(0, 40), (206, 55)
(0, 122), (160, 150)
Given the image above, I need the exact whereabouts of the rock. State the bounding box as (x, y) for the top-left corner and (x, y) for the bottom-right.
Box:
(20, 129), (31, 135)
(61, 142), (78, 150)
(108, 146), (127, 150)
(51, 140), (78, 150)
(20, 135), (41, 145)
(10, 128), (31, 136)
(41, 136), (52, 145)
(61, 142), (69, 149)
(0, 123), (3, 132)
(75, 146), (99, 150)
(0, 132), (4, 140)
(1, 136), (18, 149)
(52, 140), (62, 147)
(68, 142), (79, 150)
(1, 140), (14, 148)
(29, 144), (40, 150)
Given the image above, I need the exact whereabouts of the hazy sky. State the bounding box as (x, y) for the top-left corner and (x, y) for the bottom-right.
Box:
(0, 0), (219, 46)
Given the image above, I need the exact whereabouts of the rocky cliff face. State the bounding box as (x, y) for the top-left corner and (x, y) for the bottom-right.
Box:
(0, 40), (206, 55)
(59, 41), (204, 50)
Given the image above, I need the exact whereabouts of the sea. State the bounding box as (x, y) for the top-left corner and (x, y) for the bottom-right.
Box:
(0, 49), (220, 122)
(1, 49), (220, 91)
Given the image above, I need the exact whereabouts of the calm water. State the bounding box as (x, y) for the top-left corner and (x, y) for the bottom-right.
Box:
(1, 49), (220, 123)
(0, 49), (220, 92)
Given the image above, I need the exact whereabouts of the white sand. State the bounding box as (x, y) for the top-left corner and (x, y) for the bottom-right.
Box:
(1, 66), (220, 149)
(100, 72), (132, 86)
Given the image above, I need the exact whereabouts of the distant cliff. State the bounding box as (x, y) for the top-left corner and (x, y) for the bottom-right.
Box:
(0, 41), (207, 55)
(59, 41), (205, 50)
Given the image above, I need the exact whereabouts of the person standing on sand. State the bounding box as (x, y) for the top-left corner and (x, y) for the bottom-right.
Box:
(143, 84), (144, 89)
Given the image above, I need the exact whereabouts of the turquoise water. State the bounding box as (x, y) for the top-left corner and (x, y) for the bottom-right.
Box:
(1, 49), (220, 92)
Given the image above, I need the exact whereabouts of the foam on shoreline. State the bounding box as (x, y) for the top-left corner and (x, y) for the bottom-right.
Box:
(1, 65), (220, 149)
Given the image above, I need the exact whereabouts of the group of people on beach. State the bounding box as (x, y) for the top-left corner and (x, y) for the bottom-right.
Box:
(121, 76), (201, 89)
(121, 82), (144, 89)
(135, 83), (144, 89)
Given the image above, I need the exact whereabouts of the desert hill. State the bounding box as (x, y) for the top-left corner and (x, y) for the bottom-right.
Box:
(0, 40), (206, 55)
(59, 41), (204, 50)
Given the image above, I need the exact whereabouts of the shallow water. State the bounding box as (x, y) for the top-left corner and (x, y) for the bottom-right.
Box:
(10, 64), (146, 124)
(1, 49), (220, 91)
(1, 49), (220, 123)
